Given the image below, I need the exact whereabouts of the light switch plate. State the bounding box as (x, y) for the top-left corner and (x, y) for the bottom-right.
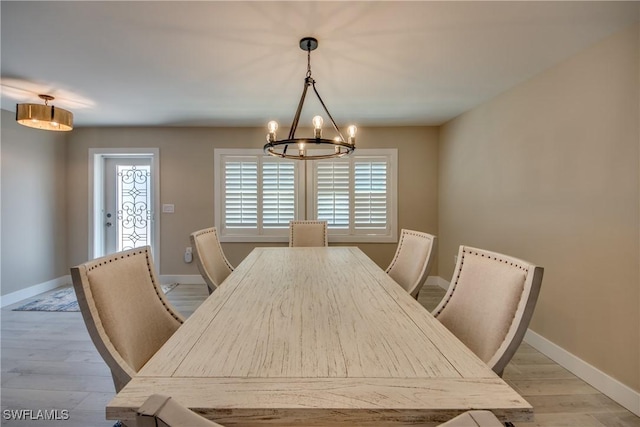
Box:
(162, 204), (175, 213)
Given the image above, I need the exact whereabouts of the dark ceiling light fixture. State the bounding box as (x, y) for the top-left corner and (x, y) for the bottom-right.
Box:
(16, 94), (73, 131)
(264, 37), (356, 160)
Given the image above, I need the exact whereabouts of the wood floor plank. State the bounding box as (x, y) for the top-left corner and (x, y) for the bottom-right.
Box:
(593, 411), (640, 427)
(6, 360), (111, 377)
(508, 378), (600, 396)
(503, 363), (577, 380)
(0, 409), (114, 427)
(75, 391), (116, 411)
(0, 388), (90, 409)
(2, 373), (115, 393)
(524, 394), (627, 414)
(514, 412), (606, 427)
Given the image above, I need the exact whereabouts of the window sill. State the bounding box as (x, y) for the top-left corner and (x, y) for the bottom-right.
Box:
(219, 233), (397, 244)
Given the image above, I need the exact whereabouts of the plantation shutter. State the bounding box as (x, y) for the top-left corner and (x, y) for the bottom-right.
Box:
(316, 161), (350, 229)
(224, 159), (258, 229)
(354, 160), (388, 230)
(262, 160), (296, 228)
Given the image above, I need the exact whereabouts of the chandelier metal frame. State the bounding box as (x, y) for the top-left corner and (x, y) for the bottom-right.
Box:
(264, 37), (356, 160)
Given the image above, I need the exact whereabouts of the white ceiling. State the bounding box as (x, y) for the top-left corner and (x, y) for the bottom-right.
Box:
(1, 1), (638, 128)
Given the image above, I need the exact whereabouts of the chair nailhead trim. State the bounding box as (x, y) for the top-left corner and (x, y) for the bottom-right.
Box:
(386, 230), (434, 273)
(192, 227), (233, 271)
(144, 250), (183, 324)
(85, 247), (182, 323)
(434, 247), (530, 316)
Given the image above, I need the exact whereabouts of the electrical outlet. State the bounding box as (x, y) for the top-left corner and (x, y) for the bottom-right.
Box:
(184, 247), (193, 263)
(454, 255), (458, 265)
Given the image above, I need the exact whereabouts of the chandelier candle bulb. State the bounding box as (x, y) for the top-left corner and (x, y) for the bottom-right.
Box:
(348, 125), (357, 144)
(266, 120), (278, 142)
(312, 115), (323, 138)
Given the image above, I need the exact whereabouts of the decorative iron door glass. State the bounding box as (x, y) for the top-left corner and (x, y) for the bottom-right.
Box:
(104, 158), (152, 254)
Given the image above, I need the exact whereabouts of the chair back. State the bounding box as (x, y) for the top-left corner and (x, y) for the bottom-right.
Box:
(70, 247), (184, 392)
(137, 394), (224, 427)
(386, 229), (437, 298)
(438, 410), (503, 426)
(190, 227), (234, 294)
(433, 246), (543, 376)
(289, 220), (328, 247)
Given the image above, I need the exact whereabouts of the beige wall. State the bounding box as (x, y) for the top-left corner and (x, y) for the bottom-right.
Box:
(438, 25), (639, 391)
(1, 110), (68, 295)
(66, 126), (438, 273)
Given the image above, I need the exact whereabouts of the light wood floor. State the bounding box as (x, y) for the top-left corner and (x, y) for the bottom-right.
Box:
(1, 283), (638, 427)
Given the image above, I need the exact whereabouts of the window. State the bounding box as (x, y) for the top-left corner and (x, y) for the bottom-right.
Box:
(215, 151), (303, 241)
(223, 158), (258, 229)
(215, 149), (396, 243)
(315, 160), (350, 229)
(355, 160), (389, 230)
(308, 150), (397, 242)
(262, 159), (297, 229)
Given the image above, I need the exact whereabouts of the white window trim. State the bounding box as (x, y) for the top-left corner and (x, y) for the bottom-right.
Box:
(214, 148), (397, 243)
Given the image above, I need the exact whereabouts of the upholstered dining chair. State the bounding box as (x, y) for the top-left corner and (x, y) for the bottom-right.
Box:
(438, 410), (503, 426)
(137, 394), (224, 427)
(385, 229), (437, 299)
(289, 220), (328, 247)
(190, 227), (234, 294)
(433, 245), (544, 377)
(70, 246), (184, 393)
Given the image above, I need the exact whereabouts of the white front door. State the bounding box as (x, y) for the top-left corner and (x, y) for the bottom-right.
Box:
(90, 149), (160, 260)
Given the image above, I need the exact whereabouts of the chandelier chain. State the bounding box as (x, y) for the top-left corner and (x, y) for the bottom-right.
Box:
(306, 48), (312, 78)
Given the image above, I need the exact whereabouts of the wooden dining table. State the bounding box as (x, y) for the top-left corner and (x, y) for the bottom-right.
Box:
(107, 247), (532, 426)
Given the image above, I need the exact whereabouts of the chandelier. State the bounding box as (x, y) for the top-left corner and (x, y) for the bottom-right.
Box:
(264, 37), (356, 160)
(16, 94), (73, 131)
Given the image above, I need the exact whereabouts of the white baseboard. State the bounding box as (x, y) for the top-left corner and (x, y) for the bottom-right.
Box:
(524, 329), (640, 416)
(1, 275), (71, 308)
(159, 274), (205, 285)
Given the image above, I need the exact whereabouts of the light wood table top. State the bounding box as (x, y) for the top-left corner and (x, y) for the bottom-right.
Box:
(107, 247), (532, 426)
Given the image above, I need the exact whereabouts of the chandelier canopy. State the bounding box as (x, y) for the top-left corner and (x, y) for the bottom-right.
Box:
(16, 94), (73, 132)
(264, 37), (356, 160)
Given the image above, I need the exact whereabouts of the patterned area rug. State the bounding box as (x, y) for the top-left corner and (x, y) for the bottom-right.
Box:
(12, 283), (178, 312)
